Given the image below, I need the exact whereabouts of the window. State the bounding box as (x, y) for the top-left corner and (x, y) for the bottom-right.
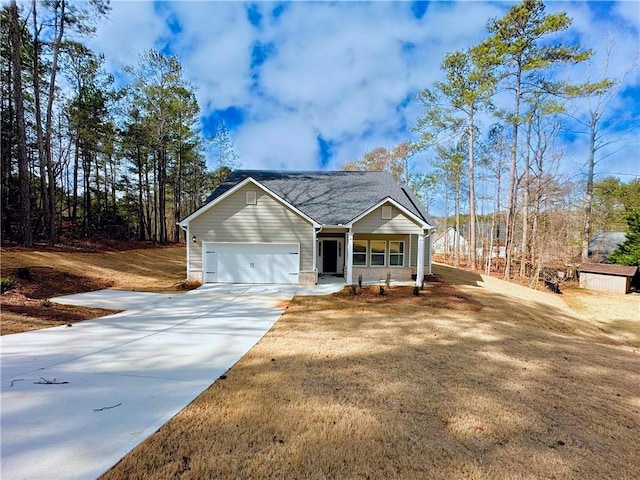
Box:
(370, 240), (386, 266)
(246, 190), (257, 205)
(389, 241), (404, 267)
(382, 205), (392, 220)
(353, 240), (367, 266)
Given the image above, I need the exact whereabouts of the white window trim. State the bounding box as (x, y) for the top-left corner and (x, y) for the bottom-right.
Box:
(353, 239), (368, 266)
(381, 205), (393, 220)
(370, 240), (386, 267)
(246, 190), (257, 205)
(388, 240), (405, 267)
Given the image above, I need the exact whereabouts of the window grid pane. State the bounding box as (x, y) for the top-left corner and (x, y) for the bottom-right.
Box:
(370, 241), (386, 266)
(353, 240), (368, 266)
(389, 241), (404, 267)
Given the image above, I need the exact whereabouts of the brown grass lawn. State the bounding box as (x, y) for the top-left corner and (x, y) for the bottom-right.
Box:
(101, 264), (640, 480)
(1, 244), (187, 334)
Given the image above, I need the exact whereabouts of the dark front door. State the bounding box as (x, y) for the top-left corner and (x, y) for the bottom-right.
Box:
(322, 240), (338, 273)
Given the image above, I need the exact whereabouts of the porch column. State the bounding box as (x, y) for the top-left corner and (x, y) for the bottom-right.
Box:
(346, 231), (354, 285)
(312, 228), (318, 283)
(426, 230), (432, 275)
(416, 233), (425, 287)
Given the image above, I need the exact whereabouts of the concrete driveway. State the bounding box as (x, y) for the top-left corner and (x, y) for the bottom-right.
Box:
(1, 284), (298, 480)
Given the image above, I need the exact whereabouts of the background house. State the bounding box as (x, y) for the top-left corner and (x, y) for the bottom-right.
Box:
(588, 232), (627, 259)
(433, 227), (468, 254)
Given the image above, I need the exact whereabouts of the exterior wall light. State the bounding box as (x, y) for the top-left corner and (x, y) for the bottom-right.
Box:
(192, 235), (197, 243)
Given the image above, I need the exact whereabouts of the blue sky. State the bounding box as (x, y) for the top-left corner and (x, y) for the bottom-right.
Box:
(89, 1), (640, 186)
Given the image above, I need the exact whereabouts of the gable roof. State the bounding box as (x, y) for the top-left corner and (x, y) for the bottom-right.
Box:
(579, 263), (638, 277)
(184, 170), (434, 227)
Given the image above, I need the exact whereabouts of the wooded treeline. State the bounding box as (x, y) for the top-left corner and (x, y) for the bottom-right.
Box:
(343, 0), (639, 277)
(1, 1), (236, 246)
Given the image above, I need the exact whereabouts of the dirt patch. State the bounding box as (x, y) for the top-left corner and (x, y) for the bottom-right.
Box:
(1, 245), (186, 335)
(0, 302), (117, 335)
(333, 282), (483, 312)
(1, 237), (170, 253)
(1, 266), (118, 335)
(3, 266), (113, 299)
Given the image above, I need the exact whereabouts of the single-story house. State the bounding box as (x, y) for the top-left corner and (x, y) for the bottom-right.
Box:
(578, 263), (638, 294)
(588, 232), (627, 257)
(178, 170), (435, 286)
(433, 226), (468, 254)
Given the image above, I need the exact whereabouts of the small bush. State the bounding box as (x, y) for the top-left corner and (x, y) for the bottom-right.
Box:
(1, 277), (17, 293)
(16, 266), (31, 280)
(378, 286), (386, 296)
(41, 299), (52, 308)
(413, 286), (420, 296)
(358, 274), (363, 288)
(385, 273), (391, 287)
(350, 285), (357, 296)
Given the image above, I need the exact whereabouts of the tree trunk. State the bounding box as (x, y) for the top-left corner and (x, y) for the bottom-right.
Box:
(43, 0), (66, 243)
(9, 1), (33, 246)
(136, 145), (146, 241)
(31, 0), (51, 241)
(581, 118), (596, 262)
(467, 108), (477, 270)
(72, 126), (79, 224)
(2, 48), (15, 239)
(158, 146), (167, 244)
(454, 179), (460, 268)
(519, 119), (532, 278)
(504, 66), (522, 280)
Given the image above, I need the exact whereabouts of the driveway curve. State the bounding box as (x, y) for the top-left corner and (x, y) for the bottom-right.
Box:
(1, 284), (297, 480)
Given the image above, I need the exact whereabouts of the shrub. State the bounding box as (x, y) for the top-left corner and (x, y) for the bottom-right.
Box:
(358, 274), (363, 288)
(16, 266), (30, 280)
(41, 299), (52, 308)
(413, 286), (420, 296)
(378, 286), (386, 296)
(350, 285), (357, 296)
(1, 277), (17, 293)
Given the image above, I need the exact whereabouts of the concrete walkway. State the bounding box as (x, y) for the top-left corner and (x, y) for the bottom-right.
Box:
(1, 284), (298, 480)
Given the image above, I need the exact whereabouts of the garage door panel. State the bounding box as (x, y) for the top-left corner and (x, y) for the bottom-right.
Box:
(204, 243), (299, 284)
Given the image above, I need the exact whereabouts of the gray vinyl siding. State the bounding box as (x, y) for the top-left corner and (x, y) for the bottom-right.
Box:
(352, 205), (423, 234)
(189, 184), (314, 272)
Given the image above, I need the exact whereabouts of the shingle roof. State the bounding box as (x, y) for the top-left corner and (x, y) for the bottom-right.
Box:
(579, 263), (638, 276)
(197, 170), (434, 226)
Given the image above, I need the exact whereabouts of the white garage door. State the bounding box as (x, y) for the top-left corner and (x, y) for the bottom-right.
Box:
(204, 243), (300, 284)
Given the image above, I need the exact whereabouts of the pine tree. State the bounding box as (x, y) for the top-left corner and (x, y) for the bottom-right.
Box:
(608, 213), (640, 267)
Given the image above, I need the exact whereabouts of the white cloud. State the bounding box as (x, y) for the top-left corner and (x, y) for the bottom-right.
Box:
(86, 1), (169, 76)
(87, 1), (639, 182)
(168, 2), (256, 110)
(234, 113), (320, 171)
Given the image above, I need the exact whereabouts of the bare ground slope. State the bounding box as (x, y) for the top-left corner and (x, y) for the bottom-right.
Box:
(1, 245), (187, 334)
